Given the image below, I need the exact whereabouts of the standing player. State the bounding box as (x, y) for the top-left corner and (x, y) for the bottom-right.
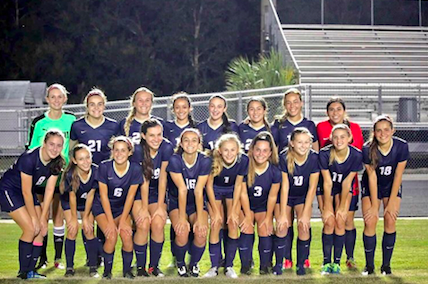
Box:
(26, 83), (76, 270)
(319, 124), (363, 275)
(134, 119), (174, 277)
(361, 115), (409, 275)
(92, 136), (144, 279)
(167, 129), (212, 277)
(271, 88), (318, 269)
(316, 97), (364, 268)
(203, 133), (248, 278)
(119, 87), (163, 163)
(239, 132), (281, 275)
(70, 88), (120, 164)
(238, 97), (271, 153)
(0, 130), (65, 279)
(276, 128), (319, 276)
(59, 144), (99, 277)
(197, 95), (239, 150)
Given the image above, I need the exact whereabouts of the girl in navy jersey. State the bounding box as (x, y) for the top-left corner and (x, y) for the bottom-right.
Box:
(361, 115), (409, 276)
(276, 128), (319, 276)
(119, 87), (163, 163)
(239, 131), (281, 275)
(203, 133), (248, 278)
(167, 128), (212, 277)
(0, 130), (65, 279)
(92, 136), (144, 279)
(133, 119), (174, 277)
(271, 88), (318, 269)
(197, 95), (239, 150)
(164, 92), (198, 147)
(70, 88), (120, 164)
(319, 124), (363, 275)
(59, 144), (99, 278)
(238, 97), (271, 153)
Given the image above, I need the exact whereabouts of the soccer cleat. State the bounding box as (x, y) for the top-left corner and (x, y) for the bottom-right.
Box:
(98, 256), (104, 267)
(381, 265), (392, 275)
(283, 259), (293, 269)
(17, 272), (28, 280)
(272, 265), (282, 276)
(304, 259), (311, 269)
(148, 266), (165, 277)
(240, 265), (251, 276)
(54, 259), (65, 269)
(346, 258), (357, 269)
(362, 266), (375, 276)
(296, 265), (306, 276)
(89, 267), (100, 278)
(64, 268), (75, 277)
(189, 264), (200, 277)
(203, 267), (218, 278)
(137, 267), (150, 277)
(321, 263), (332, 275)
(177, 265), (189, 277)
(259, 266), (270, 275)
(225, 267), (238, 279)
(330, 263), (341, 274)
(123, 271), (135, 279)
(167, 256), (177, 268)
(35, 257), (48, 270)
(102, 272), (112, 279)
(27, 271), (47, 279)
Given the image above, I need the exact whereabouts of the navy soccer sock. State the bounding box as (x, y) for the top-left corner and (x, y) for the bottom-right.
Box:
(65, 238), (76, 269)
(149, 239), (163, 268)
(258, 236), (272, 269)
(297, 238), (310, 268)
(121, 250), (133, 274)
(273, 235), (286, 268)
(29, 243), (43, 271)
(18, 240), (33, 274)
(189, 242), (206, 268)
(239, 233), (253, 268)
(86, 238), (98, 267)
(284, 226), (294, 261)
(382, 231), (396, 267)
(174, 242), (188, 268)
(333, 233), (345, 264)
(345, 228), (356, 260)
(225, 237), (238, 268)
(209, 242), (221, 268)
(322, 233), (334, 265)
(134, 243), (147, 269)
(363, 233), (376, 268)
(103, 250), (115, 274)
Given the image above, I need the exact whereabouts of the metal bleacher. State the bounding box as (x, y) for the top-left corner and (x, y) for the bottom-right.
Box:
(282, 24), (428, 85)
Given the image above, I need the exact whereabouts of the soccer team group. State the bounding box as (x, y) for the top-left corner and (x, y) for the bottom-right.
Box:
(0, 84), (408, 279)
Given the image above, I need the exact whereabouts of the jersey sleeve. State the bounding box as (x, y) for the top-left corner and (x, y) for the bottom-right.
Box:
(397, 140), (410, 162)
(131, 163), (144, 185)
(272, 165), (282, 183)
(350, 149), (363, 172)
(166, 155), (182, 173)
(161, 142), (174, 162)
(63, 172), (73, 193)
(362, 146), (371, 165)
(271, 120), (280, 146)
(279, 152), (288, 173)
(238, 155), (249, 176)
(119, 119), (126, 136)
(318, 150), (330, 170)
(307, 120), (318, 142)
(16, 152), (37, 176)
(199, 155), (212, 176)
(310, 152), (320, 173)
(97, 162), (108, 184)
(91, 166), (99, 190)
(230, 121), (239, 134)
(70, 121), (79, 141)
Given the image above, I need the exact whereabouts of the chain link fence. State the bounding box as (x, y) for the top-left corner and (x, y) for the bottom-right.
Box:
(1, 84), (427, 173)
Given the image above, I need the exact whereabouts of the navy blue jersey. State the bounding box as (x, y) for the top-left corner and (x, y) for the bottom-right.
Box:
(238, 123), (269, 153)
(167, 152), (212, 206)
(213, 154), (249, 193)
(271, 118), (318, 153)
(163, 120), (193, 147)
(319, 145), (363, 195)
(279, 150), (320, 198)
(97, 160), (143, 209)
(148, 139), (174, 193)
(119, 115), (164, 163)
(0, 147), (58, 193)
(70, 117), (120, 164)
(247, 163), (282, 210)
(197, 120), (239, 150)
(362, 137), (409, 193)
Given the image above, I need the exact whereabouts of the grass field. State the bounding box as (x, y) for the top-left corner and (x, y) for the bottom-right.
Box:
(0, 219), (427, 283)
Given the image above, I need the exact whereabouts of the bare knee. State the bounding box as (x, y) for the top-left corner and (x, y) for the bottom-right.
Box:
(324, 217), (335, 232)
(175, 234), (188, 247)
(384, 214), (396, 232)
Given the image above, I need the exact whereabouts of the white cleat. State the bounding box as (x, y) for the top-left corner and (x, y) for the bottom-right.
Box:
(203, 267), (218, 278)
(225, 267), (238, 279)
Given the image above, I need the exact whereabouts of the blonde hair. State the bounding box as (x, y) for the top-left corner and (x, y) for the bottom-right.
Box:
(275, 88), (302, 124)
(286, 127), (313, 175)
(84, 87), (107, 118)
(211, 133), (242, 177)
(46, 83), (69, 98)
(124, 87), (154, 136)
(329, 124), (352, 165)
(247, 131), (278, 187)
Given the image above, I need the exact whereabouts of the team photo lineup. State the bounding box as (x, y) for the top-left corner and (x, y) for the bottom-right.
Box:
(0, 83), (409, 280)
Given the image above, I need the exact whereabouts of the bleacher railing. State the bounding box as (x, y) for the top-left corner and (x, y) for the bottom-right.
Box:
(0, 83), (427, 173)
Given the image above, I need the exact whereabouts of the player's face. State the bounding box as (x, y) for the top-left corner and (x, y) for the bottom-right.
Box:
(374, 120), (395, 146)
(73, 149), (92, 172)
(327, 102), (345, 125)
(209, 98), (227, 121)
(143, 125), (163, 151)
(134, 91), (153, 116)
(331, 128), (351, 151)
(112, 141), (131, 165)
(44, 135), (64, 160)
(253, 140), (272, 165)
(46, 88), (67, 111)
(180, 132), (200, 155)
(290, 133), (311, 156)
(87, 95), (105, 119)
(173, 98), (191, 122)
(219, 140), (239, 165)
(285, 93), (302, 118)
(248, 101), (266, 125)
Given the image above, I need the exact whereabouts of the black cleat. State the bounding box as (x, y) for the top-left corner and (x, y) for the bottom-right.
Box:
(362, 266), (375, 276)
(137, 267), (150, 277)
(296, 265), (306, 276)
(35, 257), (48, 270)
(259, 266), (270, 275)
(89, 267), (100, 278)
(381, 265), (392, 275)
(64, 268), (75, 277)
(102, 272), (112, 279)
(189, 264), (200, 277)
(123, 271), (135, 279)
(240, 265), (251, 275)
(177, 265), (189, 277)
(148, 266), (165, 277)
